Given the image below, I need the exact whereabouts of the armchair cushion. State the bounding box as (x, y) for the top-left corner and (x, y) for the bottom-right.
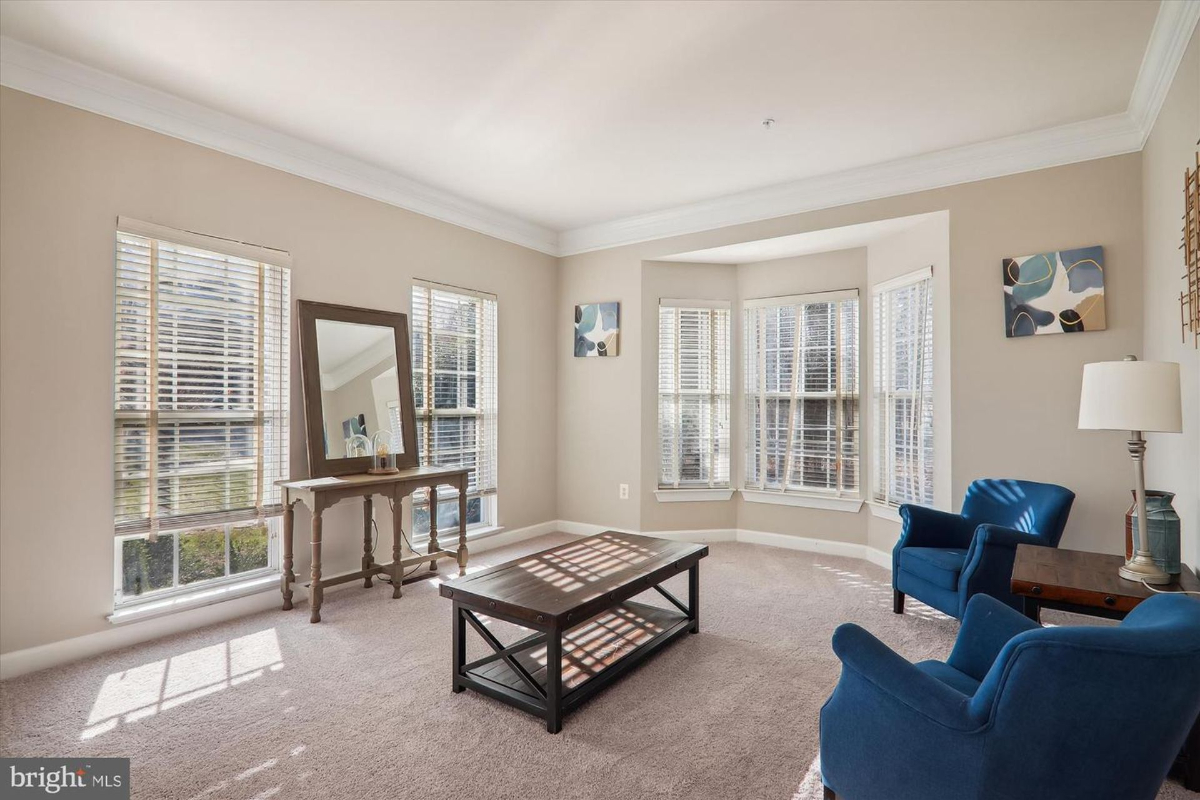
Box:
(896, 547), (968, 590)
(947, 593), (1041, 682)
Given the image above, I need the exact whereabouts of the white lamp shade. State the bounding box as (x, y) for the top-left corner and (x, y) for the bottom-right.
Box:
(1078, 360), (1183, 432)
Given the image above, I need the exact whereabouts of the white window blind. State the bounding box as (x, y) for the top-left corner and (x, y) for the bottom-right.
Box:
(872, 268), (934, 507)
(114, 225), (290, 537)
(744, 290), (860, 496)
(410, 281), (497, 532)
(658, 300), (731, 488)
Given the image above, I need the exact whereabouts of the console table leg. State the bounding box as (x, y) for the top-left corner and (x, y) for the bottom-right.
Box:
(428, 485), (439, 573)
(309, 510), (323, 623)
(391, 490), (403, 599)
(281, 502), (294, 610)
(688, 563), (700, 634)
(452, 603), (465, 694)
(546, 628), (562, 734)
(457, 476), (468, 576)
(362, 496), (374, 588)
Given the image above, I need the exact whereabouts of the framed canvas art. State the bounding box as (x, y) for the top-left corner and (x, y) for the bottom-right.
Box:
(1003, 245), (1105, 337)
(574, 302), (619, 356)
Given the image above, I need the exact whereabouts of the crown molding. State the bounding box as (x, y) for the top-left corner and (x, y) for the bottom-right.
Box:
(1128, 0), (1200, 145)
(0, 36), (560, 256)
(557, 112), (1144, 255)
(559, 0), (1199, 256)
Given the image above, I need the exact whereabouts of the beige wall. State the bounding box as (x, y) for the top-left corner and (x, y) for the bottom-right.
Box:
(1142, 27), (1199, 572)
(558, 154), (1145, 557)
(0, 88), (559, 654)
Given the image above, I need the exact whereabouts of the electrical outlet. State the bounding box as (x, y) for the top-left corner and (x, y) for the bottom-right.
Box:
(619, 483), (629, 500)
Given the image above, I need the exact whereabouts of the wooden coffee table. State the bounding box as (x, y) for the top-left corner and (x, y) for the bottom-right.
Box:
(1011, 545), (1200, 790)
(440, 531), (708, 733)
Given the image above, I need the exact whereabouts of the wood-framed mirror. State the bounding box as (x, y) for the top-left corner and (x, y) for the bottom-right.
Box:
(297, 300), (419, 477)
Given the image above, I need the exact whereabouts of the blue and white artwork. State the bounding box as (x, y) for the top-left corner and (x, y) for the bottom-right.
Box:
(574, 302), (619, 357)
(1003, 245), (1106, 337)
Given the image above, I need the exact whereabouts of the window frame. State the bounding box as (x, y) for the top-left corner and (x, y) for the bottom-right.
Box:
(871, 266), (935, 509)
(410, 280), (498, 536)
(112, 218), (290, 611)
(657, 298), (732, 493)
(742, 288), (862, 501)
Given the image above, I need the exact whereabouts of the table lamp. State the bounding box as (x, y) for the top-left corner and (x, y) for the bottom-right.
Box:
(1078, 356), (1183, 585)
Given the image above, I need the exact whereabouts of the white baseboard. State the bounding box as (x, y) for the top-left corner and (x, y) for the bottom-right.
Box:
(0, 518), (560, 680)
(555, 520), (637, 536)
(864, 546), (893, 571)
(736, 529), (867, 559)
(0, 588), (284, 681)
(641, 528), (738, 543)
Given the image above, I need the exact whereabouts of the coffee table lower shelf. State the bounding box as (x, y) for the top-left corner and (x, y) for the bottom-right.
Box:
(454, 600), (693, 730)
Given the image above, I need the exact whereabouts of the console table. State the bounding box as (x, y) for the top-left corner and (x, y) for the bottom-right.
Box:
(277, 466), (470, 622)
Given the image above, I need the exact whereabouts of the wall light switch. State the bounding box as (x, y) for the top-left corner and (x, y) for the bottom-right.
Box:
(619, 483), (629, 500)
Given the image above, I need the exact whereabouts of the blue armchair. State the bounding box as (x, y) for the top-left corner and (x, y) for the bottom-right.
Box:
(893, 478), (1074, 619)
(820, 593), (1200, 800)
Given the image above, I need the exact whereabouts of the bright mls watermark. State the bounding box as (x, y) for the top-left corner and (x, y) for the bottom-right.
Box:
(2, 759), (129, 798)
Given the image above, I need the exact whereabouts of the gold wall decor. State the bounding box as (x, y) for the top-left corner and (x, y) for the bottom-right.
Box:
(1183, 149), (1199, 348)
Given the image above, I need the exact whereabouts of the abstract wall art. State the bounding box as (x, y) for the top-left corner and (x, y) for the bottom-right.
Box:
(1003, 245), (1106, 337)
(574, 302), (620, 356)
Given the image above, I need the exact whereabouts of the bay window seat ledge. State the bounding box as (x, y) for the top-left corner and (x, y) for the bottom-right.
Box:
(868, 502), (903, 522)
(108, 573), (278, 626)
(655, 488), (734, 503)
(740, 490), (864, 513)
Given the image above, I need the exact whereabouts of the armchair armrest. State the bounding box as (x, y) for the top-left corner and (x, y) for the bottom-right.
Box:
(947, 594), (1041, 681)
(957, 523), (1054, 617)
(831, 623), (980, 731)
(896, 504), (976, 550)
(969, 523), (1049, 550)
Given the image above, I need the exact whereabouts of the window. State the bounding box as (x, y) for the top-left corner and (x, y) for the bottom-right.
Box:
(410, 281), (497, 534)
(657, 300), (731, 489)
(872, 267), (934, 507)
(113, 219), (290, 608)
(744, 290), (860, 496)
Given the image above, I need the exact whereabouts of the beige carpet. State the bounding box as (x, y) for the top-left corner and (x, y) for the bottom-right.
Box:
(1, 533), (1195, 800)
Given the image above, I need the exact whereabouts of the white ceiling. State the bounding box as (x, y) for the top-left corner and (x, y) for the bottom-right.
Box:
(658, 213), (943, 264)
(0, 1), (1188, 255)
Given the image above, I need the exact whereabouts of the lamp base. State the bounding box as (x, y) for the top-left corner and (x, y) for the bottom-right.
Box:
(1119, 552), (1171, 585)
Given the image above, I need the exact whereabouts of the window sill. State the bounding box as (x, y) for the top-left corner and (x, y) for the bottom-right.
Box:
(109, 573), (278, 626)
(740, 490), (863, 513)
(868, 502), (903, 523)
(655, 488), (734, 503)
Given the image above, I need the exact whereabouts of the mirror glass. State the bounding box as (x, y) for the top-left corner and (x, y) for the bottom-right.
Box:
(314, 318), (403, 460)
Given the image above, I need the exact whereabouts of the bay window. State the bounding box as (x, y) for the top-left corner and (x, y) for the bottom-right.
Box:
(744, 291), (860, 499)
(872, 267), (934, 508)
(657, 300), (731, 492)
